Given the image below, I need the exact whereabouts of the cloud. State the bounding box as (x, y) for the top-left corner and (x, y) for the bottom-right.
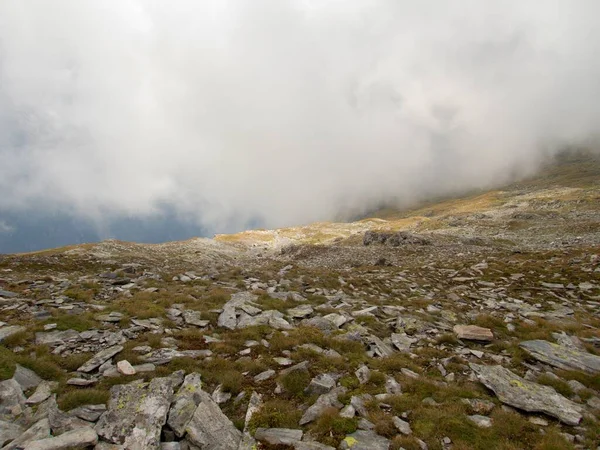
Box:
(0, 1), (599, 232)
(0, 221), (14, 234)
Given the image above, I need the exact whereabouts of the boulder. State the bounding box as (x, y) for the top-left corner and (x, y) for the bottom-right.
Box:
(95, 372), (183, 448)
(470, 364), (582, 426)
(184, 389), (242, 449)
(2, 419), (50, 450)
(12, 364), (42, 391)
(519, 340), (600, 374)
(167, 373), (203, 438)
(0, 420), (23, 448)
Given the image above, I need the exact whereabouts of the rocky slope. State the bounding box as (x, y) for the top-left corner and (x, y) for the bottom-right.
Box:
(0, 152), (599, 449)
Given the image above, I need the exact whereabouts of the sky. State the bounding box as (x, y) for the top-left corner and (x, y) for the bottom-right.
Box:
(1, 1), (600, 250)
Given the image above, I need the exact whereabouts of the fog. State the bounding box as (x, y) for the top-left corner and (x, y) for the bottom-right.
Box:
(1, 1), (599, 235)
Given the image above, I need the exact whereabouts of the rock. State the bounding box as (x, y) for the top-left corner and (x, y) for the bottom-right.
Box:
(467, 415), (492, 428)
(35, 330), (79, 346)
(68, 405), (106, 422)
(0, 379), (26, 420)
(519, 340), (600, 374)
(392, 416), (412, 435)
(184, 388), (242, 449)
(299, 387), (345, 425)
(453, 325), (493, 342)
(25, 426), (98, 450)
(254, 370), (276, 383)
(355, 366), (370, 385)
(462, 398), (494, 415)
(385, 377), (402, 395)
(390, 333), (416, 352)
(0, 326), (26, 343)
(26, 381), (55, 405)
(95, 372), (183, 448)
(365, 336), (394, 358)
(238, 391), (262, 450)
(306, 374), (336, 395)
(12, 364), (42, 391)
(0, 289), (18, 298)
(47, 396), (91, 436)
(211, 385), (231, 404)
(338, 430), (390, 450)
(116, 360), (136, 376)
(293, 442), (335, 450)
(255, 428), (303, 446)
(2, 419), (50, 450)
(182, 310), (209, 328)
(167, 373), (203, 438)
(287, 305), (314, 319)
(77, 345), (123, 373)
(66, 378), (96, 387)
(0, 420), (23, 448)
(141, 349), (212, 365)
(470, 364), (582, 425)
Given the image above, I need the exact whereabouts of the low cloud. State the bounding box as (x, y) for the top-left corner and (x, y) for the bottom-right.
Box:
(1, 1), (599, 233)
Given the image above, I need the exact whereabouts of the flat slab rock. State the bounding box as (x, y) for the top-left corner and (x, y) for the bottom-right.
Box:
(77, 345), (123, 373)
(95, 372), (184, 449)
(470, 364), (582, 426)
(25, 426), (98, 450)
(520, 340), (600, 374)
(339, 430), (390, 450)
(453, 325), (493, 341)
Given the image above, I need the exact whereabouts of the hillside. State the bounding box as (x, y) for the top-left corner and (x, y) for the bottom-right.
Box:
(0, 153), (599, 449)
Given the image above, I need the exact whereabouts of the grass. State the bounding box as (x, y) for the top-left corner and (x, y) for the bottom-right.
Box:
(307, 408), (358, 446)
(279, 369), (311, 398)
(57, 388), (110, 411)
(248, 399), (303, 432)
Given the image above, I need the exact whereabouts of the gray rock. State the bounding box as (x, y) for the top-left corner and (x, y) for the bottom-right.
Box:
(306, 374), (336, 395)
(392, 416), (412, 435)
(255, 428), (303, 446)
(12, 364), (42, 391)
(184, 389), (242, 449)
(0, 326), (26, 343)
(254, 370), (275, 383)
(2, 418), (50, 450)
(141, 349), (212, 365)
(293, 442), (335, 450)
(520, 340), (600, 374)
(355, 366), (370, 385)
(35, 330), (80, 346)
(470, 364), (582, 425)
(0, 289), (18, 298)
(77, 345), (123, 373)
(47, 396), (91, 436)
(299, 387), (346, 425)
(467, 415), (492, 428)
(0, 420), (23, 448)
(390, 333), (416, 352)
(167, 373), (203, 438)
(0, 379), (26, 420)
(238, 392), (262, 450)
(25, 426), (98, 450)
(95, 372), (183, 448)
(182, 310), (209, 328)
(338, 430), (390, 450)
(68, 405), (106, 422)
(287, 305), (314, 319)
(26, 381), (55, 405)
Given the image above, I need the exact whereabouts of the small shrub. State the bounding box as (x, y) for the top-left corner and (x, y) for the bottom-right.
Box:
(248, 399), (303, 432)
(279, 370), (311, 398)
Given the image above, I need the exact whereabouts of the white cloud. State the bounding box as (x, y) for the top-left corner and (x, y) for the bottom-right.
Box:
(0, 1), (599, 231)
(0, 221), (14, 234)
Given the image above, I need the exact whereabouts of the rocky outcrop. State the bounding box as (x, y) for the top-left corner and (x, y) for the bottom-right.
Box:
(24, 426), (98, 450)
